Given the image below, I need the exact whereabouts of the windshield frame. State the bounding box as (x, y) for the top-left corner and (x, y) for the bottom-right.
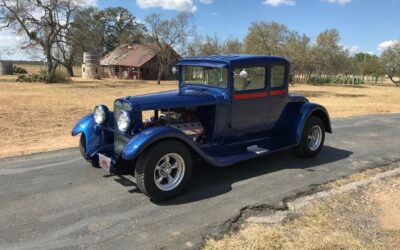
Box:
(180, 66), (229, 90)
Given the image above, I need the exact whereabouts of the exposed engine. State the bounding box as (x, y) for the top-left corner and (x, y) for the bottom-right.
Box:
(143, 109), (205, 143)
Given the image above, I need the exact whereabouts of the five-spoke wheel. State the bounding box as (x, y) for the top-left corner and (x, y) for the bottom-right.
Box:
(294, 116), (325, 157)
(154, 153), (185, 191)
(135, 140), (192, 201)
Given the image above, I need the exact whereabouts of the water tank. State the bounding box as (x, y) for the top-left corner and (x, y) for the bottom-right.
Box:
(82, 52), (101, 79)
(0, 61), (13, 75)
(83, 52), (100, 64)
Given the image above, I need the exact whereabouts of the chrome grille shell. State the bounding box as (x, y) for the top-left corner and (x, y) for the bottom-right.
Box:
(114, 100), (133, 154)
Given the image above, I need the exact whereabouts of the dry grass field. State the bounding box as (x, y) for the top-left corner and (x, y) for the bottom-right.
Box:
(0, 73), (400, 158)
(204, 162), (400, 250)
(0, 76), (177, 158)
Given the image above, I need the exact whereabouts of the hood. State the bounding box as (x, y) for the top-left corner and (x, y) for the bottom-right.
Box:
(121, 87), (228, 110)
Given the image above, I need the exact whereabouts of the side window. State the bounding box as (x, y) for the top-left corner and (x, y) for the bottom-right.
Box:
(271, 65), (286, 88)
(233, 67), (265, 91)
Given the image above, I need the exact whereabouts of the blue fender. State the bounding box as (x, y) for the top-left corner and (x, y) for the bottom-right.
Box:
(71, 113), (102, 157)
(122, 126), (213, 162)
(71, 113), (114, 157)
(295, 102), (332, 143)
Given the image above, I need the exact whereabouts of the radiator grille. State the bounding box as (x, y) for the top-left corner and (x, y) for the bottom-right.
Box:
(114, 100), (132, 154)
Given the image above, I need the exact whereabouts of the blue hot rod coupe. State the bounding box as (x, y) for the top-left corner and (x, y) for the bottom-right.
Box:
(72, 55), (331, 201)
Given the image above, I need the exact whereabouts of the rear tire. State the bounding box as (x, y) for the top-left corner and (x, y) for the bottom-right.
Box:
(135, 140), (192, 201)
(294, 116), (325, 157)
(79, 134), (99, 168)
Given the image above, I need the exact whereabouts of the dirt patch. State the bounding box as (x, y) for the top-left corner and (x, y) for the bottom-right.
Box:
(370, 178), (400, 230)
(1, 75), (400, 158)
(204, 162), (400, 250)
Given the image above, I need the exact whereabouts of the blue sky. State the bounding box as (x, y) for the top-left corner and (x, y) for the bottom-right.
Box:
(1, 0), (399, 60)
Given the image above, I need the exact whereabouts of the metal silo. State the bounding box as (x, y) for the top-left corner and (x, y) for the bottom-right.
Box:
(0, 61), (13, 75)
(82, 52), (101, 79)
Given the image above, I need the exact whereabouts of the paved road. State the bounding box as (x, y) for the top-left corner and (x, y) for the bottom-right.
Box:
(1, 114), (400, 250)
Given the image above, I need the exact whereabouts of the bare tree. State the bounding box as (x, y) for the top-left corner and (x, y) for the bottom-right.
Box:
(222, 37), (243, 54)
(354, 53), (383, 81)
(200, 34), (222, 55)
(282, 32), (311, 79)
(145, 12), (194, 84)
(186, 34), (203, 57)
(0, 0), (79, 82)
(380, 41), (400, 86)
(302, 29), (343, 83)
(244, 21), (289, 55)
(52, 37), (79, 76)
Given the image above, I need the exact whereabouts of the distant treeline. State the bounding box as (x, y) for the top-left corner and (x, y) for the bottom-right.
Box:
(1, 1), (399, 85)
(185, 22), (400, 85)
(8, 61), (43, 65)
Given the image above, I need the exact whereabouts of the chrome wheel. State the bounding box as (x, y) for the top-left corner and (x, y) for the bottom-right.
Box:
(153, 153), (185, 191)
(307, 125), (322, 151)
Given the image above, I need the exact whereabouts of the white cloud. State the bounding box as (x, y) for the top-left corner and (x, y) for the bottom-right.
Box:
(378, 40), (400, 51)
(83, 0), (97, 6)
(136, 0), (197, 12)
(343, 45), (360, 55)
(199, 0), (213, 3)
(0, 31), (26, 60)
(71, 0), (97, 7)
(262, 0), (296, 7)
(211, 12), (218, 16)
(322, 0), (352, 5)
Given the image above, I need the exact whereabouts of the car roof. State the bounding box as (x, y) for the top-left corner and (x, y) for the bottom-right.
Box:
(177, 54), (290, 67)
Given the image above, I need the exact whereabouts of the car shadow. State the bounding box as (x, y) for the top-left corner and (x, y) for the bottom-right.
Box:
(107, 146), (353, 204)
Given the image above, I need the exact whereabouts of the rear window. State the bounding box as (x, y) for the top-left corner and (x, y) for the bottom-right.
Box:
(271, 66), (286, 88)
(233, 67), (265, 91)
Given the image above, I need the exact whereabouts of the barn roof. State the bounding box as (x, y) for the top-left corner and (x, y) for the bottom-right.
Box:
(100, 44), (160, 67)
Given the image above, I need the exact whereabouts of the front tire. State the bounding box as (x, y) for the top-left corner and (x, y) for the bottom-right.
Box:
(294, 116), (325, 157)
(135, 140), (193, 201)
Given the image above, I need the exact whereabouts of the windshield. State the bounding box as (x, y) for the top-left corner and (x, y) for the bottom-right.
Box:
(182, 66), (228, 89)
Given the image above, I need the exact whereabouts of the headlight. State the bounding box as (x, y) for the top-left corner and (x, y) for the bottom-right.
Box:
(93, 105), (107, 125)
(117, 110), (130, 132)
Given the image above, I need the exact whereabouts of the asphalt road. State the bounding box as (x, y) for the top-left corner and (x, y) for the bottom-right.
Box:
(1, 114), (400, 250)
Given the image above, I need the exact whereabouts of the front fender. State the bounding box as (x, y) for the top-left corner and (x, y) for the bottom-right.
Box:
(71, 113), (102, 156)
(71, 113), (95, 136)
(122, 126), (201, 161)
(71, 112), (114, 157)
(295, 102), (332, 143)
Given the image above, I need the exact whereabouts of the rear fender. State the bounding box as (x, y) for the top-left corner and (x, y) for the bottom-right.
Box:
(122, 126), (211, 162)
(295, 102), (332, 143)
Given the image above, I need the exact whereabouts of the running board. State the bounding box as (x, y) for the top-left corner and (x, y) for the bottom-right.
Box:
(203, 139), (297, 167)
(247, 145), (269, 154)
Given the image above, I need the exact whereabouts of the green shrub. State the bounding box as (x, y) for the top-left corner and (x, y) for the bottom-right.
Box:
(17, 71), (46, 83)
(13, 66), (28, 74)
(309, 75), (364, 85)
(17, 69), (69, 83)
(52, 69), (69, 83)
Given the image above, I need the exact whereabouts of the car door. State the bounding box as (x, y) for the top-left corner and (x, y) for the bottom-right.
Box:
(266, 64), (289, 130)
(229, 65), (268, 141)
